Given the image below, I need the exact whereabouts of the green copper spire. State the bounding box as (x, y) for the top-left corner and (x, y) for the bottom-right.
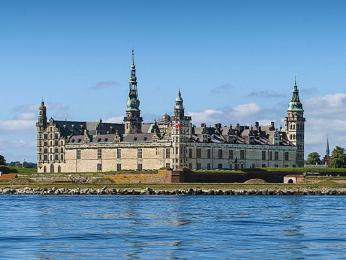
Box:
(288, 78), (303, 111)
(127, 49), (140, 111)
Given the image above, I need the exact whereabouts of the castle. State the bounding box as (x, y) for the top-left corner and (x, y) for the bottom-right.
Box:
(36, 51), (305, 173)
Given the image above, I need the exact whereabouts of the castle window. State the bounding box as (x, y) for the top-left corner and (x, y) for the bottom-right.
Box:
(196, 149), (201, 158)
(207, 163), (211, 170)
(134, 137), (137, 141)
(275, 151), (279, 160)
(78, 139), (81, 143)
(60, 154), (64, 160)
(262, 151), (266, 160)
(166, 163), (170, 169)
(218, 163), (222, 169)
(229, 150), (234, 160)
(97, 163), (102, 172)
(189, 163), (192, 169)
(54, 140), (59, 146)
(55, 133), (59, 139)
(76, 149), (81, 159)
(55, 154), (59, 161)
(117, 148), (121, 159)
(138, 148), (143, 159)
(97, 149), (102, 159)
(116, 164), (121, 171)
(144, 137), (147, 141)
(44, 134), (48, 139)
(44, 155), (48, 161)
(189, 149), (193, 158)
(165, 148), (171, 159)
(196, 163), (201, 170)
(61, 148), (64, 153)
(61, 140), (64, 145)
(55, 148), (58, 154)
(284, 152), (289, 161)
(71, 139), (75, 143)
(268, 151), (273, 161)
(207, 149), (211, 159)
(175, 147), (178, 154)
(230, 164), (233, 169)
(218, 149), (222, 159)
(137, 164), (142, 171)
(240, 150), (245, 160)
(44, 148), (48, 154)
(98, 138), (101, 142)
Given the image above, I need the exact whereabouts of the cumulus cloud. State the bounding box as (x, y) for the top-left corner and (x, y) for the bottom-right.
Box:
(188, 103), (262, 126)
(210, 83), (234, 94)
(92, 81), (120, 90)
(188, 109), (223, 125)
(230, 103), (260, 118)
(302, 93), (346, 155)
(104, 116), (123, 123)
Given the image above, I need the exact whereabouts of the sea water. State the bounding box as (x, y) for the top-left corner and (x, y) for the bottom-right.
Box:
(0, 195), (346, 259)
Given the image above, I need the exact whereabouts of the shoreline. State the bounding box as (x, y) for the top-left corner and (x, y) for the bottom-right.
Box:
(1, 187), (346, 195)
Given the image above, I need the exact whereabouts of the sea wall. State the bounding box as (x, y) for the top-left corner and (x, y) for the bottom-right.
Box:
(0, 187), (346, 195)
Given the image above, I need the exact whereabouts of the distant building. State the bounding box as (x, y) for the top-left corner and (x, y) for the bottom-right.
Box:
(322, 138), (331, 166)
(36, 51), (305, 173)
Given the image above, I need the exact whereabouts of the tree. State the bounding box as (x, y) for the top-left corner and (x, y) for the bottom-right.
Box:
(0, 155), (6, 165)
(306, 152), (321, 165)
(330, 146), (346, 168)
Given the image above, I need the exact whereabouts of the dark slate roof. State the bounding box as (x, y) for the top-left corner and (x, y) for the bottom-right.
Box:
(192, 123), (293, 146)
(123, 133), (155, 142)
(53, 120), (124, 137)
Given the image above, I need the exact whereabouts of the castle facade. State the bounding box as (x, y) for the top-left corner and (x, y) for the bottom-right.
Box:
(36, 51), (305, 173)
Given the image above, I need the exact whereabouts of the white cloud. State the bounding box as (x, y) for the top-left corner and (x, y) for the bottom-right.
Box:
(188, 109), (223, 125)
(230, 103), (260, 117)
(104, 116), (123, 123)
(0, 119), (35, 132)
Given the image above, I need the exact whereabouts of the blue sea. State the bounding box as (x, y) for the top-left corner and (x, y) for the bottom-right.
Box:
(0, 195), (346, 259)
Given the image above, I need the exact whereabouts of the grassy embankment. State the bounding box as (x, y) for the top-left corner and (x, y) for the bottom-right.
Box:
(1, 166), (346, 191)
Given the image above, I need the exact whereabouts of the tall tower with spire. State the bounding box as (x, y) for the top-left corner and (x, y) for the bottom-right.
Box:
(36, 100), (47, 166)
(285, 79), (305, 167)
(171, 90), (192, 169)
(124, 50), (143, 134)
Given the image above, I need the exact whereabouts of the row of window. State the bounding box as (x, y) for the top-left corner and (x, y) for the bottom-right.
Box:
(193, 163), (293, 170)
(40, 154), (64, 162)
(76, 148), (171, 160)
(73, 148), (290, 162)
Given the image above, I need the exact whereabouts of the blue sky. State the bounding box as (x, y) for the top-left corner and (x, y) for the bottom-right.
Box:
(1, 0), (346, 162)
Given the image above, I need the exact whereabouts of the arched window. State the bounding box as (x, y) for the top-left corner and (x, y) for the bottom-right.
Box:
(43, 166), (46, 173)
(50, 164), (54, 173)
(58, 165), (61, 173)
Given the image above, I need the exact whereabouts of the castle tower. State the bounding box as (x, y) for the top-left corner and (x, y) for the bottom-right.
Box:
(36, 100), (47, 167)
(285, 79), (305, 167)
(172, 90), (192, 169)
(124, 50), (143, 134)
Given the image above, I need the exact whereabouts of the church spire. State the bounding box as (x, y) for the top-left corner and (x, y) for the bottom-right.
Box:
(326, 137), (330, 156)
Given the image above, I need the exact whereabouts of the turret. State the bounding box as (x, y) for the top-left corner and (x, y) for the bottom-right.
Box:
(124, 50), (143, 134)
(37, 100), (47, 129)
(285, 79), (305, 167)
(174, 89), (185, 120)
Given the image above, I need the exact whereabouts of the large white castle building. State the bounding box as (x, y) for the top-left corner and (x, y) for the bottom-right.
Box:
(36, 51), (305, 173)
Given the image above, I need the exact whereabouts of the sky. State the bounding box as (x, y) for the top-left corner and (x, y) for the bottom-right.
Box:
(1, 0), (346, 162)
